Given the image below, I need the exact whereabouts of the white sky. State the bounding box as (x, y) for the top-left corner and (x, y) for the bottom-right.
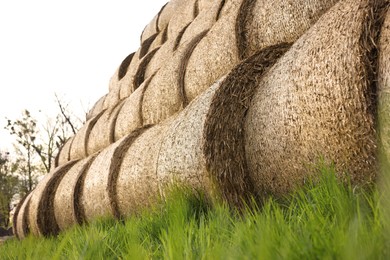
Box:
(0, 0), (168, 151)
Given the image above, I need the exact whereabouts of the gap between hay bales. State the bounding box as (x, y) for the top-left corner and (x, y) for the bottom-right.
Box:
(118, 52), (135, 81)
(203, 43), (292, 207)
(236, 0), (257, 60)
(133, 48), (160, 90)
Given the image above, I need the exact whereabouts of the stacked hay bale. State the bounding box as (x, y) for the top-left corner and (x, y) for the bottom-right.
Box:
(13, 0), (390, 239)
(245, 0), (385, 197)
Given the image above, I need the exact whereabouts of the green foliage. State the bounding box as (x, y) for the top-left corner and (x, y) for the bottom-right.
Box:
(0, 167), (388, 259)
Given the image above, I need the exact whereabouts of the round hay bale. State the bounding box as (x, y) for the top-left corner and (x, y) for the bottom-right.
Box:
(148, 26), (168, 52)
(80, 130), (147, 221)
(156, 78), (224, 197)
(140, 14), (159, 44)
(116, 122), (173, 217)
(378, 7), (390, 164)
(69, 111), (104, 161)
(142, 30), (209, 125)
(114, 75), (156, 141)
(13, 192), (33, 240)
(103, 84), (121, 110)
(203, 43), (291, 206)
(27, 160), (78, 236)
(108, 52), (135, 93)
(118, 50), (142, 99)
(86, 101), (125, 156)
(56, 136), (74, 167)
(244, 0), (381, 198)
(242, 0), (339, 58)
(86, 94), (107, 121)
(167, 0), (198, 40)
(183, 0), (244, 103)
(53, 156), (97, 231)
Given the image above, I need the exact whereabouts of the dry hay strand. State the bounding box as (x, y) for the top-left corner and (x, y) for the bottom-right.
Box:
(179, 0), (224, 45)
(240, 0), (340, 59)
(116, 122), (173, 217)
(13, 192), (33, 239)
(377, 5), (390, 166)
(244, 0), (384, 198)
(203, 43), (291, 206)
(156, 78), (225, 198)
(114, 74), (155, 141)
(69, 111), (104, 161)
(86, 94), (107, 121)
(56, 136), (74, 167)
(167, 0), (198, 40)
(142, 30), (209, 125)
(87, 101), (125, 156)
(53, 156), (97, 231)
(183, 0), (244, 104)
(80, 129), (148, 221)
(27, 160), (78, 236)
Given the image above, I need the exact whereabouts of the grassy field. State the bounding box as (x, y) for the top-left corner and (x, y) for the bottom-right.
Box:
(1, 167), (389, 259)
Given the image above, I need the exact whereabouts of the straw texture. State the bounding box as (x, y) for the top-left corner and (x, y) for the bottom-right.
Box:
(27, 161), (77, 236)
(242, 0), (339, 58)
(53, 156), (96, 230)
(56, 136), (74, 167)
(87, 101), (125, 155)
(245, 0), (382, 197)
(13, 192), (33, 239)
(183, 0), (243, 103)
(70, 111), (104, 161)
(167, 0), (197, 40)
(142, 30), (209, 125)
(378, 7), (390, 163)
(118, 50), (141, 99)
(116, 123), (171, 216)
(86, 94), (107, 121)
(204, 43), (291, 206)
(156, 79), (224, 197)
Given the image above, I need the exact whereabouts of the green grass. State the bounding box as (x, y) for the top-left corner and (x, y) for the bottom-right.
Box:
(1, 167), (389, 259)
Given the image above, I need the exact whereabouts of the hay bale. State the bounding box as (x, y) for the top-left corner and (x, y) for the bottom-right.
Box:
(53, 156), (97, 231)
(142, 30), (209, 125)
(244, 0), (382, 197)
(27, 161), (78, 236)
(242, 0), (339, 58)
(116, 123), (173, 216)
(13, 192), (33, 239)
(108, 52), (135, 93)
(156, 78), (224, 196)
(114, 76), (156, 141)
(86, 101), (125, 155)
(56, 136), (74, 167)
(183, 0), (243, 103)
(140, 14), (159, 44)
(166, 0), (198, 40)
(80, 130), (147, 221)
(117, 50), (142, 99)
(378, 7), (390, 164)
(69, 111), (104, 161)
(86, 94), (107, 121)
(203, 43), (291, 206)
(148, 26), (168, 52)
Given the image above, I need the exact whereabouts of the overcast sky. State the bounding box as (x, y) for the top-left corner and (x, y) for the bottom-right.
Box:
(0, 0), (167, 150)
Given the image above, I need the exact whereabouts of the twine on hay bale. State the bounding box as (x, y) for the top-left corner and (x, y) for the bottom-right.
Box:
(114, 74), (156, 141)
(142, 30), (209, 125)
(156, 78), (225, 198)
(69, 111), (104, 161)
(115, 123), (172, 217)
(53, 156), (97, 231)
(80, 128), (150, 221)
(13, 192), (33, 239)
(87, 101), (125, 155)
(27, 161), (77, 236)
(240, 0), (339, 59)
(203, 43), (291, 206)
(244, 0), (386, 198)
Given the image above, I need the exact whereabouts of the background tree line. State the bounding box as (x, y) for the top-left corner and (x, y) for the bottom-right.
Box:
(0, 95), (83, 228)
